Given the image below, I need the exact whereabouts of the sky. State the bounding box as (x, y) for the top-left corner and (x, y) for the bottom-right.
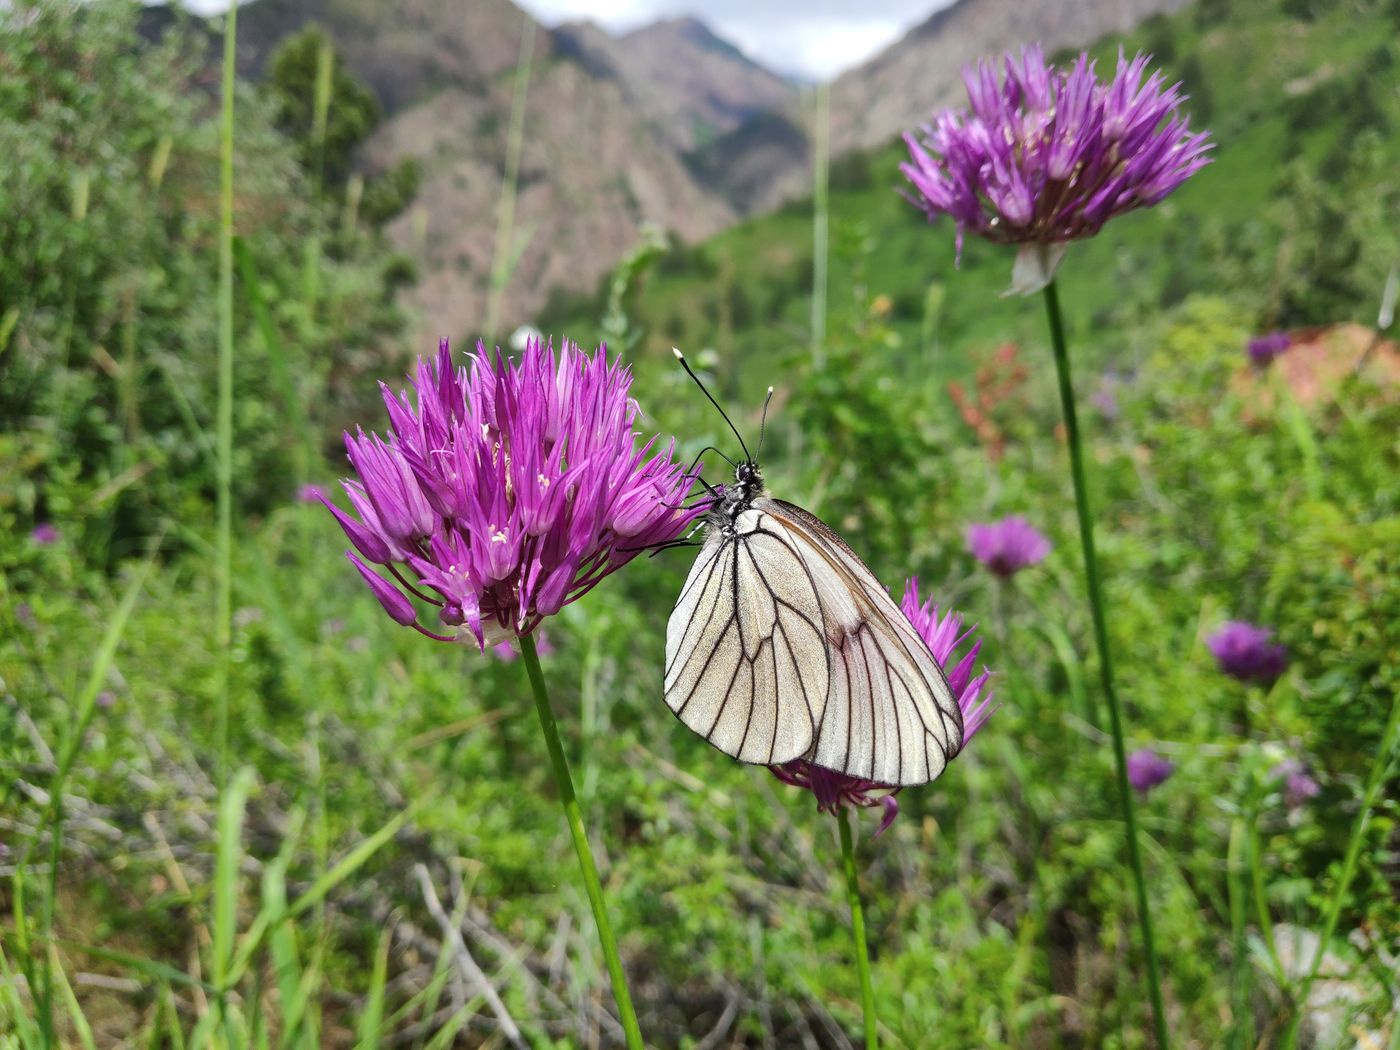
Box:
(177, 0), (950, 81)
(514, 0), (951, 80)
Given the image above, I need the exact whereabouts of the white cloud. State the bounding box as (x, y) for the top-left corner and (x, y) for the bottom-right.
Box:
(515, 0), (947, 79)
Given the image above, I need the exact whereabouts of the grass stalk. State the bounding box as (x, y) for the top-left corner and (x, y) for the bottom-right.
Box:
(1041, 278), (1170, 1047)
(215, 0), (237, 789)
(519, 633), (644, 1050)
(836, 808), (878, 1050)
(484, 15), (536, 342)
(810, 80), (830, 370)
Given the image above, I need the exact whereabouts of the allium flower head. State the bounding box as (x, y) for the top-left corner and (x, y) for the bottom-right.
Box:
(1127, 748), (1174, 794)
(901, 45), (1212, 290)
(324, 338), (701, 649)
(966, 515), (1052, 577)
(1207, 621), (1287, 686)
(1247, 331), (1290, 367)
(769, 578), (995, 835)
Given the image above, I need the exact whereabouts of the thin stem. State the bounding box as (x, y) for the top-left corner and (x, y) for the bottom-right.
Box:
(484, 15), (535, 342)
(809, 81), (830, 370)
(1281, 684), (1400, 1047)
(215, 0), (237, 790)
(836, 808), (878, 1050)
(1042, 279), (1170, 1047)
(519, 633), (644, 1050)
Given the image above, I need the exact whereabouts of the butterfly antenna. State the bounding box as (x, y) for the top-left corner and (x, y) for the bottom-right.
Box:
(755, 386), (775, 461)
(673, 347), (753, 464)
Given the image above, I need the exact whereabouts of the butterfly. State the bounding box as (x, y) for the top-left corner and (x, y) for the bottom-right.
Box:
(663, 350), (964, 786)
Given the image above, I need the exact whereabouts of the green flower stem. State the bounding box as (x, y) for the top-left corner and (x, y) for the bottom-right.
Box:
(1282, 684), (1400, 1048)
(519, 633), (644, 1050)
(1042, 279), (1170, 1047)
(836, 808), (878, 1050)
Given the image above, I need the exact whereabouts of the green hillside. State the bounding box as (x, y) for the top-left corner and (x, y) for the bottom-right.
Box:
(542, 0), (1400, 387)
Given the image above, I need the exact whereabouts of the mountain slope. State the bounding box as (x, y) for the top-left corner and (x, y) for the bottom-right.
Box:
(216, 0), (742, 340)
(553, 16), (796, 153)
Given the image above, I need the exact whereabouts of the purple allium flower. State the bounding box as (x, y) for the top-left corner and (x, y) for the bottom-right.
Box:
(298, 483), (328, 504)
(1270, 758), (1321, 809)
(1247, 331), (1290, 366)
(31, 523), (58, 545)
(901, 45), (1212, 290)
(324, 337), (701, 649)
(769, 578), (994, 835)
(1126, 748), (1174, 794)
(966, 515), (1052, 577)
(1207, 621), (1288, 686)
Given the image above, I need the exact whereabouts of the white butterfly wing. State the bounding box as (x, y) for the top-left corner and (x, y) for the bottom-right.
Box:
(663, 498), (963, 786)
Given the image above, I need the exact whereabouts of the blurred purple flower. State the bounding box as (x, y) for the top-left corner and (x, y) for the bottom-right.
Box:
(492, 632), (553, 663)
(31, 523), (58, 545)
(1207, 621), (1287, 686)
(769, 578), (994, 835)
(324, 338), (700, 649)
(1247, 331), (1290, 366)
(15, 603), (37, 630)
(1127, 748), (1174, 794)
(96, 691), (116, 710)
(298, 483), (328, 504)
(966, 515), (1052, 577)
(1271, 758), (1320, 809)
(901, 45), (1212, 291)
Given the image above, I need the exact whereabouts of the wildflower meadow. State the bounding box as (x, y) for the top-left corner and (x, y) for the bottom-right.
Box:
(3, 0), (1398, 1048)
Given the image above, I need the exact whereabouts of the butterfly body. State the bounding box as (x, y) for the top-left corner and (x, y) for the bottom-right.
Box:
(665, 459), (964, 787)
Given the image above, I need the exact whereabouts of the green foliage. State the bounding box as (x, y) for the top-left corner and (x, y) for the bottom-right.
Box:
(0, 0), (406, 559)
(264, 25), (379, 188)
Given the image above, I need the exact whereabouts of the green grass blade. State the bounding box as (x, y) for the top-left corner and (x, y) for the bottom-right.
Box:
(225, 801), (418, 985)
(354, 926), (393, 1050)
(213, 767), (258, 996)
(50, 946), (97, 1050)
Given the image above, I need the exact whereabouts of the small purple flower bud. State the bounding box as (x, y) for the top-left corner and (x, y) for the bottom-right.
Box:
(1271, 758), (1321, 809)
(346, 551), (417, 627)
(1247, 331), (1290, 366)
(1127, 748), (1174, 794)
(1207, 621), (1288, 686)
(31, 523), (58, 545)
(966, 516), (1052, 577)
(96, 691), (115, 710)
